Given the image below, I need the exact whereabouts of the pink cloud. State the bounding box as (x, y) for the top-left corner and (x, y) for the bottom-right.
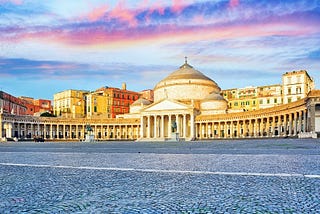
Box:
(109, 0), (137, 27)
(229, 0), (240, 8)
(87, 4), (109, 22)
(0, 0), (23, 5)
(171, 0), (185, 13)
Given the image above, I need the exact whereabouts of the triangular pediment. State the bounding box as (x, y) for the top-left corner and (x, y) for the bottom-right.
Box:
(143, 99), (190, 112)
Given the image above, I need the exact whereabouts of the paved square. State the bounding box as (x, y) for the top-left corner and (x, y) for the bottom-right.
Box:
(0, 139), (320, 213)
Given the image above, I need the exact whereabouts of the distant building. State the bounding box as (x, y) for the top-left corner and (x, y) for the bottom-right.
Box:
(0, 91), (27, 115)
(282, 70), (314, 104)
(223, 70), (315, 111)
(139, 89), (154, 102)
(53, 89), (89, 118)
(222, 86), (258, 112)
(19, 96), (52, 116)
(257, 84), (282, 109)
(53, 83), (140, 119)
(89, 83), (140, 118)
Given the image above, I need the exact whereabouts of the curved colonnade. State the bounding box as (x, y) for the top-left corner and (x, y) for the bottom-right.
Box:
(1, 94), (319, 141)
(196, 99), (307, 139)
(0, 116), (140, 141)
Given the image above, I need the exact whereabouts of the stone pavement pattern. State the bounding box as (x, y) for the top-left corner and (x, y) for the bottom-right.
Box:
(0, 139), (320, 213)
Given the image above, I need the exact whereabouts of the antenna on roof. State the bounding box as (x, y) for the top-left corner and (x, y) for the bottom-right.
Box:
(185, 56), (188, 64)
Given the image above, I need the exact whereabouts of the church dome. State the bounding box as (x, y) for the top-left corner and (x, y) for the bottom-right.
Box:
(154, 59), (221, 103)
(131, 98), (152, 106)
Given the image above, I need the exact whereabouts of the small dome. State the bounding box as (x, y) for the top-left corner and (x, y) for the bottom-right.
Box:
(203, 93), (226, 101)
(200, 92), (228, 114)
(131, 98), (151, 106)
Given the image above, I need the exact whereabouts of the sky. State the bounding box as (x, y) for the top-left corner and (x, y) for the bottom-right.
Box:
(0, 0), (319, 100)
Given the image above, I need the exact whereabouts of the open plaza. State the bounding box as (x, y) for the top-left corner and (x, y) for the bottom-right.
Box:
(0, 139), (320, 213)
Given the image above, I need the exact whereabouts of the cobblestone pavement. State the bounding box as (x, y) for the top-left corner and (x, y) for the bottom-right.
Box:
(0, 139), (320, 213)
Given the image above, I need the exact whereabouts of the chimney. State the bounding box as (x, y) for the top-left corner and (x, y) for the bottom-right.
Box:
(122, 82), (127, 90)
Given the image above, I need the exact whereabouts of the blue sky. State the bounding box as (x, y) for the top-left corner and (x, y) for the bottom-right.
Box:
(0, 0), (319, 100)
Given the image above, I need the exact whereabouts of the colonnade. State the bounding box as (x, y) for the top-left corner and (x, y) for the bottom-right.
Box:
(1, 96), (319, 141)
(0, 115), (140, 141)
(140, 113), (194, 140)
(196, 110), (307, 139)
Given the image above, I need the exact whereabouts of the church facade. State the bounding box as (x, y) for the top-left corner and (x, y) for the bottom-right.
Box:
(1, 61), (320, 141)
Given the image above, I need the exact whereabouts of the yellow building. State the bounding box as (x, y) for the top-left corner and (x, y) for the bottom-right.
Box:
(86, 88), (112, 118)
(257, 84), (282, 109)
(53, 89), (89, 118)
(222, 86), (258, 112)
(223, 70), (315, 111)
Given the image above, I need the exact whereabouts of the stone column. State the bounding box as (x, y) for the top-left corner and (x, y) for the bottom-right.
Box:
(183, 114), (187, 138)
(43, 124), (47, 139)
(75, 125), (78, 140)
(140, 116), (144, 139)
(161, 115), (165, 138)
(255, 119), (259, 137)
(147, 116), (151, 138)
(37, 124), (40, 137)
(248, 120), (253, 137)
(298, 111), (303, 133)
(217, 122), (221, 138)
(265, 118), (269, 137)
(201, 123), (204, 139)
(237, 121), (241, 138)
(289, 113), (293, 136)
(168, 115), (172, 137)
(224, 122), (227, 138)
(230, 122), (233, 138)
(293, 112), (297, 136)
(206, 123), (209, 139)
(303, 110), (307, 132)
(176, 114), (180, 136)
(0, 118), (2, 140)
(190, 113), (195, 140)
(154, 115), (157, 138)
(24, 123), (27, 138)
(271, 116), (276, 137)
(283, 115), (287, 136)
(7, 123), (12, 138)
(30, 123), (34, 139)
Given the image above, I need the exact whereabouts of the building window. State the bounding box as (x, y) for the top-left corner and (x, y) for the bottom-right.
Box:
(296, 87), (301, 94)
(259, 100), (263, 104)
(288, 98), (292, 103)
(267, 99), (270, 104)
(287, 77), (292, 84)
(234, 102), (238, 106)
(274, 98), (277, 104)
(297, 75), (301, 83)
(94, 106), (97, 112)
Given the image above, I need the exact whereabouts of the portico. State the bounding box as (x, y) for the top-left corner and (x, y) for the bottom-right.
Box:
(139, 99), (195, 141)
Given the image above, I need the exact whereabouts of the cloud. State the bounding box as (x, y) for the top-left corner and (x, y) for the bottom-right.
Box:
(2, 1), (319, 43)
(86, 4), (109, 22)
(229, 0), (239, 8)
(108, 0), (138, 27)
(308, 49), (320, 60)
(0, 0), (23, 5)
